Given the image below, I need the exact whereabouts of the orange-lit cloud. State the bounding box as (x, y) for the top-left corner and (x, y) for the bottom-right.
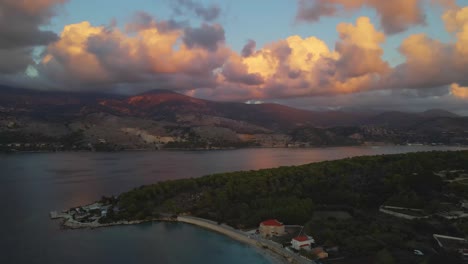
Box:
(2, 0), (67, 15)
(385, 5), (468, 90)
(38, 13), (230, 89)
(296, 0), (426, 34)
(451, 83), (468, 99)
(24, 3), (468, 108)
(185, 16), (389, 101)
(36, 14), (392, 100)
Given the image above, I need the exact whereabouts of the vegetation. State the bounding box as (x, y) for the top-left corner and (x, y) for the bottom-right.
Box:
(0, 131), (56, 144)
(99, 151), (468, 262)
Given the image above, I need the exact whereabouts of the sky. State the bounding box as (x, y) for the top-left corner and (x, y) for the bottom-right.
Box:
(1, 0), (468, 114)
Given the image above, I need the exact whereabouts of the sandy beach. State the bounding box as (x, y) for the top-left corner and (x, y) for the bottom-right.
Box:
(53, 210), (310, 264)
(177, 216), (312, 264)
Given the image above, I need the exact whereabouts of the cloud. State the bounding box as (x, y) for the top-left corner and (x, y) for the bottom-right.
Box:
(222, 17), (388, 99)
(171, 0), (221, 22)
(221, 54), (264, 85)
(183, 23), (225, 51)
(296, 0), (426, 34)
(35, 14), (390, 99)
(384, 6), (468, 90)
(335, 17), (389, 79)
(10, 2), (468, 115)
(37, 17), (230, 90)
(0, 0), (67, 74)
(125, 11), (187, 33)
(241, 39), (256, 57)
(0, 48), (34, 74)
(451, 83), (468, 99)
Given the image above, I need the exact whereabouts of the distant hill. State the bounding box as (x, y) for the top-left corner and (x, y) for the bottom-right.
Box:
(421, 109), (459, 118)
(96, 89), (369, 130)
(0, 86), (467, 150)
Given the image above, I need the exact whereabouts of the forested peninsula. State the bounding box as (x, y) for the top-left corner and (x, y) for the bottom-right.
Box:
(64, 151), (468, 263)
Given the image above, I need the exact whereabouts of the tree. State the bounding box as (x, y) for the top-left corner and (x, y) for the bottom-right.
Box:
(375, 249), (395, 264)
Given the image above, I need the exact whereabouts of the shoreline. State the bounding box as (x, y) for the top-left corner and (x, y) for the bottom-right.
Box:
(5, 144), (467, 155)
(177, 216), (295, 264)
(54, 214), (310, 264)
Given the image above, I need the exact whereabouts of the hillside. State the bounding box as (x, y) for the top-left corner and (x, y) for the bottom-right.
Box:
(0, 86), (467, 151)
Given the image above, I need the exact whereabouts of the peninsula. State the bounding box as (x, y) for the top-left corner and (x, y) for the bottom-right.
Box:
(52, 150), (468, 263)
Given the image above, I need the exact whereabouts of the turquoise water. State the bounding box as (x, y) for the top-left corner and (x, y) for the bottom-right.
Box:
(0, 146), (464, 263)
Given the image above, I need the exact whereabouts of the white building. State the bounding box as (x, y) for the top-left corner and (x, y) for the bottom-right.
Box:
(291, 236), (315, 251)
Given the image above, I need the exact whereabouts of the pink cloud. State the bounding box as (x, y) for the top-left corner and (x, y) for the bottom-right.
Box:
(296, 0), (426, 34)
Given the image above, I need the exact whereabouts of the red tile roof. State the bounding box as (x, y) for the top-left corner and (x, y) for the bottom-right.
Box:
(293, 236), (310, 242)
(261, 219), (283, 227)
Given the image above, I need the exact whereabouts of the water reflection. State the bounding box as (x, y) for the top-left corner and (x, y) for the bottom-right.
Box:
(0, 146), (466, 264)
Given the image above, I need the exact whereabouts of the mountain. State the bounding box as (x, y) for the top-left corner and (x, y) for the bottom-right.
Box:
(97, 89), (369, 129)
(362, 110), (461, 129)
(0, 85), (124, 121)
(421, 109), (459, 118)
(0, 86), (467, 150)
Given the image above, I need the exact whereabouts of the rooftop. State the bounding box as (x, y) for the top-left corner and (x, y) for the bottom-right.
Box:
(261, 219), (283, 227)
(293, 236), (311, 242)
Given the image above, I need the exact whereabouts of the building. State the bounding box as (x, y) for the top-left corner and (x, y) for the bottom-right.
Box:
(291, 235), (315, 251)
(259, 219), (285, 237)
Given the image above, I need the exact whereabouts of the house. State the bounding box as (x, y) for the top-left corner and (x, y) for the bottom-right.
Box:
(291, 235), (315, 251)
(259, 219), (285, 237)
(312, 247), (328, 259)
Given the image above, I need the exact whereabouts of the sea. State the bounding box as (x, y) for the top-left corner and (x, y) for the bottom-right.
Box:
(0, 146), (465, 264)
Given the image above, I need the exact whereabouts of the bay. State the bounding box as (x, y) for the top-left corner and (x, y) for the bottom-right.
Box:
(0, 146), (464, 264)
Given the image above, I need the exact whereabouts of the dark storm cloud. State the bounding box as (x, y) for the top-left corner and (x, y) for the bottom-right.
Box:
(0, 48), (34, 74)
(183, 23), (225, 51)
(172, 0), (221, 22)
(0, 0), (67, 75)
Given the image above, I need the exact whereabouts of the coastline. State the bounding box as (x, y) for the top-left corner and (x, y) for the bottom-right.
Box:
(177, 216), (294, 264)
(5, 143), (467, 155)
(53, 213), (310, 264)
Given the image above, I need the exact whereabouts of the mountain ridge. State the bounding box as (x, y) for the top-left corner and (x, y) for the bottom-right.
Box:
(0, 86), (467, 150)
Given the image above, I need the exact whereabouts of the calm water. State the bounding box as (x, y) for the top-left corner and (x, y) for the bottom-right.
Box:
(0, 146), (465, 264)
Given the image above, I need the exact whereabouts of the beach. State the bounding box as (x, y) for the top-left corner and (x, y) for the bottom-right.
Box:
(177, 216), (313, 264)
(53, 211), (311, 264)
